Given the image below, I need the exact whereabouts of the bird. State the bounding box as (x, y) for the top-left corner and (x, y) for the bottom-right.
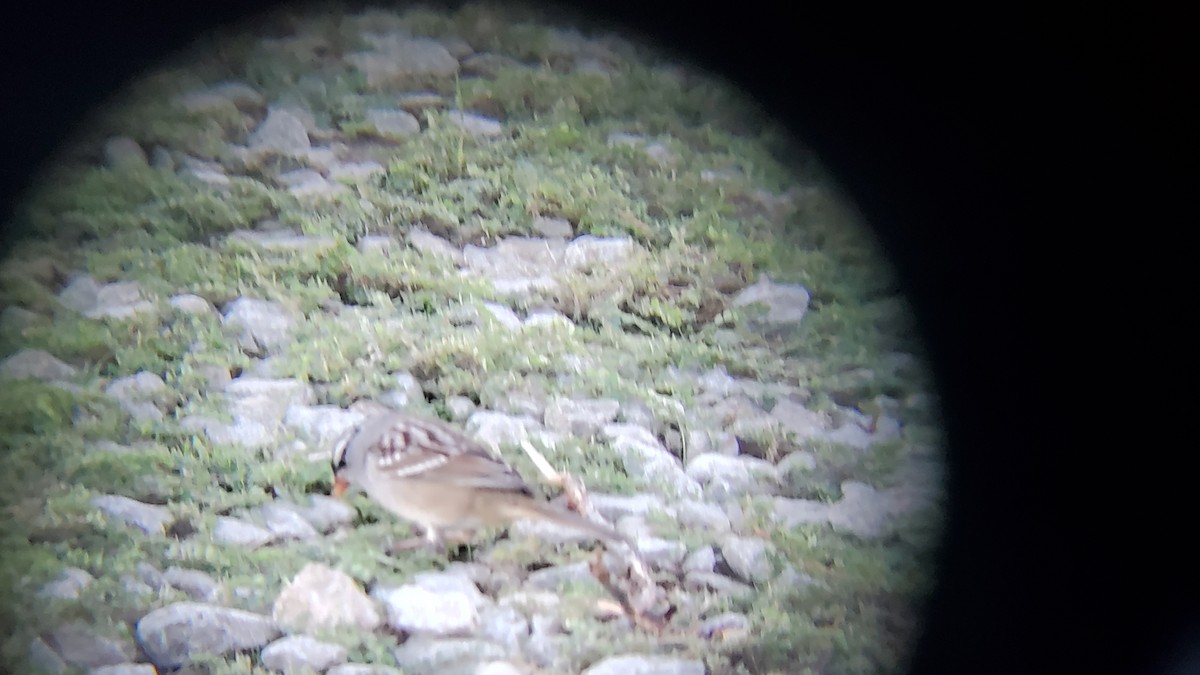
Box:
(330, 411), (629, 551)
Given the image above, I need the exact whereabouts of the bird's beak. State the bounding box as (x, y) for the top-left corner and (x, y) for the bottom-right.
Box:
(331, 477), (349, 498)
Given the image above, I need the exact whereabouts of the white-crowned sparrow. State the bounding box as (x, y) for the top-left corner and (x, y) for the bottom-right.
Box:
(331, 411), (628, 550)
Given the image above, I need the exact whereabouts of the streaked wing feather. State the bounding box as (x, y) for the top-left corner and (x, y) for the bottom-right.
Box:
(373, 416), (533, 494)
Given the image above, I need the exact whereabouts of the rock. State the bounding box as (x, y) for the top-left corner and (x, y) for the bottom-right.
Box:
(279, 170), (347, 199)
(58, 276), (155, 319)
(327, 666), (402, 675)
(256, 502), (320, 540)
(634, 537), (689, 572)
(247, 108), (311, 156)
(464, 412), (539, 452)
(563, 235), (637, 269)
(260, 635), (348, 673)
(481, 302), (522, 330)
(582, 655), (706, 675)
(731, 275), (811, 330)
(698, 612), (751, 639)
(39, 567), (94, 600)
(543, 397), (620, 436)
(283, 404), (364, 451)
(676, 500), (732, 532)
(378, 584), (480, 637)
(0, 348), (77, 380)
(102, 137), (147, 169)
(296, 494), (356, 533)
(212, 516), (274, 549)
(42, 622), (135, 668)
(163, 567), (222, 603)
(273, 562), (382, 633)
(683, 546), (716, 574)
(91, 495), (171, 536)
(524, 562), (599, 593)
(477, 605), (528, 652)
(407, 230), (462, 262)
(683, 571), (755, 599)
(685, 454), (779, 500)
(331, 161), (386, 183)
(349, 37), (459, 89)
(391, 638), (508, 674)
(365, 109), (422, 138)
(0, 305), (44, 330)
(136, 602), (279, 669)
(530, 216), (572, 238)
(720, 536), (774, 584)
(222, 298), (298, 356)
(169, 294), (217, 316)
(379, 371), (423, 409)
(29, 637), (69, 675)
(87, 663), (158, 675)
(601, 424), (701, 498)
(446, 110), (503, 137)
(588, 494), (670, 522)
(105, 372), (170, 423)
(226, 229), (338, 253)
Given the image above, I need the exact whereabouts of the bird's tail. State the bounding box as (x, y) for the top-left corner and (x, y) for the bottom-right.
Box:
(501, 498), (631, 546)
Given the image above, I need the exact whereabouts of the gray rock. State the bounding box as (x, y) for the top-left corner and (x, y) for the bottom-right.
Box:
(563, 235), (638, 269)
(543, 397), (620, 436)
(530, 216), (572, 238)
(212, 516), (274, 549)
(481, 302), (523, 330)
(248, 108), (311, 156)
(283, 404), (365, 451)
(391, 637), (508, 675)
(260, 635), (348, 673)
(446, 110), (502, 137)
(682, 571), (755, 598)
(296, 494), (357, 533)
(0, 348), (77, 380)
(136, 602), (280, 669)
(331, 161), (386, 183)
(39, 567), (95, 600)
(474, 663), (523, 675)
(226, 228), (338, 253)
(686, 454), (779, 500)
(634, 537), (689, 572)
(163, 567), (222, 603)
(29, 637), (69, 675)
(177, 81), (264, 113)
(698, 612), (751, 639)
(256, 502), (320, 540)
(0, 304), (44, 330)
(524, 562), (599, 592)
(365, 109), (422, 138)
(477, 605), (528, 652)
(87, 663), (158, 675)
(601, 424), (701, 498)
(411, 571), (489, 606)
(777, 450), (817, 476)
(136, 562), (168, 591)
(720, 536), (774, 584)
(379, 371), (423, 409)
(102, 137), (147, 169)
(43, 622), (135, 668)
(731, 275), (811, 330)
(378, 584), (480, 637)
(280, 170), (347, 199)
(582, 655), (705, 675)
(272, 562), (382, 633)
(676, 500), (732, 532)
(588, 493), (669, 522)
(91, 495), (171, 536)
(222, 298), (298, 356)
(685, 428), (740, 458)
(407, 230), (462, 261)
(105, 372), (170, 416)
(327, 666), (402, 675)
(59, 277), (155, 319)
(150, 146), (174, 170)
(823, 422), (876, 450)
(357, 234), (399, 254)
(169, 294), (217, 316)
(349, 38), (459, 89)
(464, 411), (539, 452)
(683, 546), (716, 573)
(445, 395), (477, 421)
